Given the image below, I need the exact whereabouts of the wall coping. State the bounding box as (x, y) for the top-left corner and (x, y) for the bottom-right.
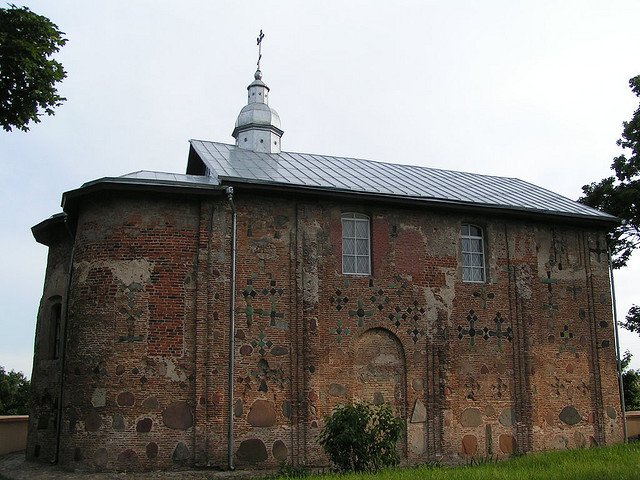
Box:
(0, 416), (28, 423)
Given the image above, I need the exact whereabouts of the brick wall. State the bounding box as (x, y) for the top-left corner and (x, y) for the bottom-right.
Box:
(28, 190), (623, 471)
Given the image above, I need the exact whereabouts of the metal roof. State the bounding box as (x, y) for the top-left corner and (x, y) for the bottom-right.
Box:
(189, 140), (614, 223)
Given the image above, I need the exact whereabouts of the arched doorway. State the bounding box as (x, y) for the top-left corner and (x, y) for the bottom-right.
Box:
(353, 328), (407, 457)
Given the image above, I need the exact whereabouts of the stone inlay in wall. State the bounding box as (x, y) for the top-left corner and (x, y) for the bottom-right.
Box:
(330, 319), (350, 343)
(458, 310), (479, 347)
(462, 435), (477, 455)
(250, 358), (285, 393)
(91, 388), (106, 407)
(464, 376), (481, 401)
(143, 442), (157, 459)
(559, 405), (581, 425)
(499, 435), (517, 454)
(329, 289), (349, 311)
(236, 438), (268, 464)
(85, 411), (102, 432)
(117, 449), (138, 469)
(410, 399), (426, 423)
(142, 396), (159, 410)
(247, 399), (276, 427)
(112, 414), (125, 431)
(162, 401), (193, 430)
(273, 440), (288, 462)
(329, 383), (346, 397)
(251, 331), (273, 356)
(348, 299), (373, 327)
(261, 279), (285, 328)
(369, 288), (389, 312)
(136, 417), (152, 433)
(558, 323), (577, 354)
(234, 399), (243, 417)
(472, 287), (495, 309)
(460, 408), (482, 427)
(172, 442), (190, 465)
(117, 391), (135, 407)
(498, 408), (515, 427)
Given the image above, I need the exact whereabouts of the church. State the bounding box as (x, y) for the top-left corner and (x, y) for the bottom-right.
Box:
(27, 48), (624, 471)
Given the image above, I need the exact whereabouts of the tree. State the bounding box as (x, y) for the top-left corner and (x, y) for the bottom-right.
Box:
(318, 401), (404, 473)
(0, 5), (67, 132)
(0, 366), (30, 415)
(621, 351), (640, 411)
(580, 75), (640, 333)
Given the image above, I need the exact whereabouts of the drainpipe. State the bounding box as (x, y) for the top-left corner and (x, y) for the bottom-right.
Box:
(608, 248), (628, 442)
(54, 216), (76, 463)
(226, 187), (237, 470)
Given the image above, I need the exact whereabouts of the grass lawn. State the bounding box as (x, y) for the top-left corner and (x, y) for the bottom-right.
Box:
(282, 442), (640, 480)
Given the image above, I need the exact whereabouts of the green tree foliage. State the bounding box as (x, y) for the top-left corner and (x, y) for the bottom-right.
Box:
(580, 75), (640, 334)
(0, 4), (67, 132)
(0, 366), (30, 415)
(621, 351), (640, 411)
(318, 401), (404, 473)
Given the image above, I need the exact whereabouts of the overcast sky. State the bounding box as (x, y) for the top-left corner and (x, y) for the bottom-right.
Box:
(2, 0), (640, 376)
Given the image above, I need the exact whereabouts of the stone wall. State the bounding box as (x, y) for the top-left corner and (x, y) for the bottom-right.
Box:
(27, 190), (623, 471)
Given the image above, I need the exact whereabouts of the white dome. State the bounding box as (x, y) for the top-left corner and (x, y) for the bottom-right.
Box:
(235, 103), (281, 130)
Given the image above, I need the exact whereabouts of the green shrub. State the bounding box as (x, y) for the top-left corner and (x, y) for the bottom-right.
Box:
(318, 401), (404, 473)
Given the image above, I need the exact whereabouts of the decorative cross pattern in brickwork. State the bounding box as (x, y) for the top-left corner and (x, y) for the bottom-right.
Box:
(492, 377), (506, 398)
(369, 288), (389, 312)
(566, 282), (583, 300)
(330, 319), (350, 343)
(118, 283), (144, 342)
(559, 324), (576, 354)
(329, 289), (349, 311)
(589, 240), (608, 263)
(458, 310), (513, 350)
(473, 287), (495, 309)
(458, 310), (479, 347)
(464, 375), (481, 401)
(551, 375), (566, 396)
(540, 271), (558, 331)
(348, 299), (373, 327)
(406, 301), (426, 343)
(250, 358), (285, 393)
(251, 331), (273, 356)
(482, 312), (513, 352)
(388, 276), (409, 297)
(261, 280), (285, 327)
(388, 306), (404, 329)
(242, 279), (258, 326)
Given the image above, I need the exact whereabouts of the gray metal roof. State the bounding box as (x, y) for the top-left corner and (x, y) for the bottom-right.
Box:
(187, 140), (614, 222)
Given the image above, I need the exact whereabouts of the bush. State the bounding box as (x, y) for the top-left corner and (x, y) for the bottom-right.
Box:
(318, 401), (404, 473)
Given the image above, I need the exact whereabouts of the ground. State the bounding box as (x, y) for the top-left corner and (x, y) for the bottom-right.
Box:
(0, 452), (270, 480)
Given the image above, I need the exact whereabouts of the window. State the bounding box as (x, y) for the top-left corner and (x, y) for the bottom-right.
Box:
(342, 213), (371, 275)
(50, 302), (62, 359)
(461, 224), (485, 282)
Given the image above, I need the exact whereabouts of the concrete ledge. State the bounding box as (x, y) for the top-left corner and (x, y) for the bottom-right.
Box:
(0, 416), (28, 455)
(626, 411), (640, 441)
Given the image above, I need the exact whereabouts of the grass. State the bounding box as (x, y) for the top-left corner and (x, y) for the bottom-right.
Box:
(277, 442), (640, 480)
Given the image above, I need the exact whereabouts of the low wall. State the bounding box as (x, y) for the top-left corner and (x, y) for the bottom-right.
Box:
(0, 416), (29, 455)
(627, 411), (640, 441)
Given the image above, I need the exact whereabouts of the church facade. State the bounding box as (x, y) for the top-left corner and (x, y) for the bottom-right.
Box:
(27, 66), (624, 471)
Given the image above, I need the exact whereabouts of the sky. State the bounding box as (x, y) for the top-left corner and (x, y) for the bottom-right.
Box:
(1, 0), (640, 376)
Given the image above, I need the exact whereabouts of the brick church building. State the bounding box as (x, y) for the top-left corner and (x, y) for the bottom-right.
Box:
(27, 61), (624, 471)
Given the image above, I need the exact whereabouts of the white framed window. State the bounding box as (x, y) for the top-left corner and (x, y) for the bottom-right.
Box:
(342, 213), (371, 275)
(461, 224), (485, 282)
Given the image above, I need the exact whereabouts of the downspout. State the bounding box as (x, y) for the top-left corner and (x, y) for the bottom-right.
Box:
(608, 248), (628, 442)
(54, 216), (76, 464)
(226, 187), (237, 470)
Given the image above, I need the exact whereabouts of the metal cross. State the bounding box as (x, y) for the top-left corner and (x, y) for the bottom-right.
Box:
(256, 29), (265, 69)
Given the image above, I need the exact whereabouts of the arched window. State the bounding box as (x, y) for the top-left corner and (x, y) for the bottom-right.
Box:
(461, 224), (485, 282)
(342, 213), (371, 275)
(50, 301), (62, 359)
